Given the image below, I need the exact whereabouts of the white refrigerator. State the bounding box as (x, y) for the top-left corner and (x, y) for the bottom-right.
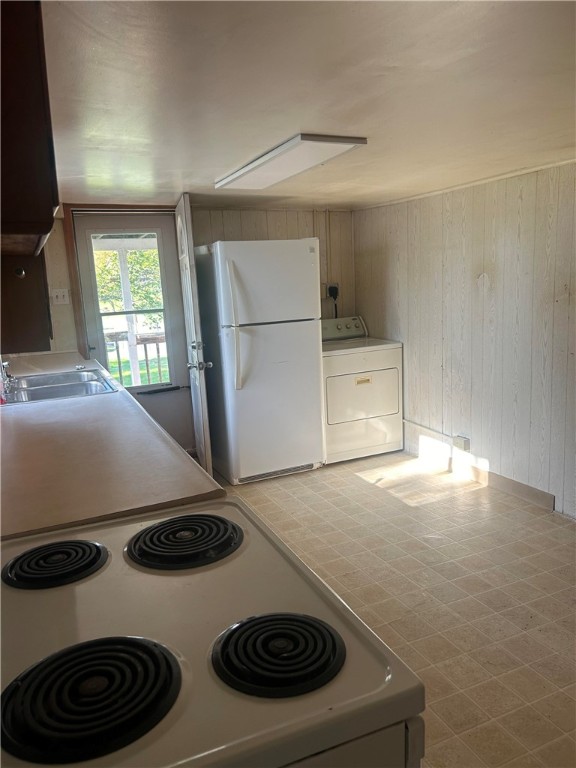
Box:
(194, 238), (326, 485)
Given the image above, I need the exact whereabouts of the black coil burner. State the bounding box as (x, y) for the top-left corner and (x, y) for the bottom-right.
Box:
(212, 613), (346, 697)
(126, 514), (243, 570)
(1, 541), (108, 589)
(1, 636), (181, 764)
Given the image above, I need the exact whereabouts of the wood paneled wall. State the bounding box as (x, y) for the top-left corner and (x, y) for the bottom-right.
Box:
(190, 208), (355, 318)
(354, 164), (575, 517)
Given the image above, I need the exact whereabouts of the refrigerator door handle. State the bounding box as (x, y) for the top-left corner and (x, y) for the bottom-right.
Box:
(226, 259), (243, 390)
(226, 258), (240, 327)
(233, 326), (242, 390)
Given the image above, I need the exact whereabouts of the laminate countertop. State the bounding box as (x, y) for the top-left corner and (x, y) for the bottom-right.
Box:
(1, 353), (225, 540)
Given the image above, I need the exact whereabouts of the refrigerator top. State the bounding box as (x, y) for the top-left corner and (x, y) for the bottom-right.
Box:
(202, 239), (321, 327)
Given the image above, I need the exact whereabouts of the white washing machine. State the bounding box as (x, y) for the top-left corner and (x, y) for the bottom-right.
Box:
(322, 317), (404, 464)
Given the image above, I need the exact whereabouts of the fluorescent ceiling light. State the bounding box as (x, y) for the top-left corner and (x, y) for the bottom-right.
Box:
(215, 133), (367, 190)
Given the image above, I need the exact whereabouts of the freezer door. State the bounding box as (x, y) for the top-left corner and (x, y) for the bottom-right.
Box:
(218, 320), (325, 483)
(213, 239), (321, 326)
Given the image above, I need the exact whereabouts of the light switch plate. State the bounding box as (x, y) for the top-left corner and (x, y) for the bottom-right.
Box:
(50, 288), (70, 305)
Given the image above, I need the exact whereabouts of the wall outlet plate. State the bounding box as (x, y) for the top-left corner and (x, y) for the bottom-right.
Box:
(321, 282), (339, 299)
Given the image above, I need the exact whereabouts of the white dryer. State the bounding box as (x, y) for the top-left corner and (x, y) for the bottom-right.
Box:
(322, 317), (403, 464)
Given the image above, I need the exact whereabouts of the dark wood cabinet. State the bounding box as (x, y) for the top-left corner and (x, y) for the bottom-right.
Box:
(1, 0), (59, 257)
(1, 253), (52, 353)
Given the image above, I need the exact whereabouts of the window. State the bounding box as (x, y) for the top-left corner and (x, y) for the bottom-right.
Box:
(74, 213), (187, 391)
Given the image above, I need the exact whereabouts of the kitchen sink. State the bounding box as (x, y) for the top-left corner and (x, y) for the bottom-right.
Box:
(12, 370), (104, 388)
(3, 370), (117, 403)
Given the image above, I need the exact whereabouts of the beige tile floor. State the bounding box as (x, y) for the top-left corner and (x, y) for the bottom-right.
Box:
(225, 452), (576, 768)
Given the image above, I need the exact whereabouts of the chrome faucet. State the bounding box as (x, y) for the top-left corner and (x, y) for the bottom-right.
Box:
(1, 360), (14, 390)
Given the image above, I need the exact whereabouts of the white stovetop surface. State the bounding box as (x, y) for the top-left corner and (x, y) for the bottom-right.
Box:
(1, 499), (423, 768)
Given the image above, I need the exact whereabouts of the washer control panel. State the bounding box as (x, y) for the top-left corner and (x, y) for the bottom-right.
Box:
(321, 316), (367, 341)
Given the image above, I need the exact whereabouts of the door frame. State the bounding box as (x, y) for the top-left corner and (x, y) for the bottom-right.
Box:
(62, 204), (174, 359)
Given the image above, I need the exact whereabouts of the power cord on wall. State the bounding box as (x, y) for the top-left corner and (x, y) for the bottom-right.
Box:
(328, 284), (339, 318)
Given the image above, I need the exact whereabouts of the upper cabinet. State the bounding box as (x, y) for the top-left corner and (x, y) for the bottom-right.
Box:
(1, 1), (59, 257)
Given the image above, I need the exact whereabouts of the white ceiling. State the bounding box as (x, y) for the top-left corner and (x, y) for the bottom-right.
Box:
(42, 1), (575, 210)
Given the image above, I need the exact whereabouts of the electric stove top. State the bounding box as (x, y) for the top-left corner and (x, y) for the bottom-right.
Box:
(1, 499), (424, 767)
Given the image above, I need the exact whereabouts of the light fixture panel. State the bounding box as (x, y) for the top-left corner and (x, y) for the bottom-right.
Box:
(215, 134), (367, 190)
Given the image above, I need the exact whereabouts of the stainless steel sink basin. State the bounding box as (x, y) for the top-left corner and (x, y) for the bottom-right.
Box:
(13, 371), (103, 388)
(3, 369), (117, 403)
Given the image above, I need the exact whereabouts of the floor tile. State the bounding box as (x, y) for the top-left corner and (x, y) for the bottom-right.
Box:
(499, 633), (553, 664)
(532, 691), (576, 732)
(423, 708), (454, 747)
(530, 653), (576, 688)
(470, 614), (523, 642)
(502, 580), (546, 604)
(469, 644), (524, 675)
(418, 604), (465, 632)
(501, 754), (544, 767)
(498, 705), (564, 750)
(475, 588), (520, 611)
(435, 654), (492, 689)
(499, 604), (551, 632)
(450, 626), (493, 656)
(466, 678), (525, 718)
(500, 666), (558, 703)
(430, 692), (490, 733)
(426, 735), (486, 767)
(534, 735), (576, 767)
(389, 613), (437, 641)
(460, 721), (526, 766)
(394, 643), (432, 672)
(452, 574), (495, 595)
(528, 621), (575, 654)
(412, 634), (462, 664)
(447, 596), (493, 619)
(426, 582), (471, 604)
(417, 667), (458, 702)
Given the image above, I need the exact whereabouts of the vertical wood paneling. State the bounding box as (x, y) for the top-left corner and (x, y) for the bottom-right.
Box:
(241, 210), (268, 240)
(424, 195), (444, 434)
(551, 163), (575, 512)
(222, 210), (242, 240)
(266, 210), (288, 239)
(353, 209), (369, 325)
(328, 212), (354, 317)
(501, 173), (537, 482)
(389, 204), (409, 344)
(297, 210), (314, 238)
(470, 186), (486, 456)
(189, 206), (354, 320)
(529, 168), (559, 490)
(406, 201), (422, 427)
(372, 208), (386, 336)
(441, 192), (454, 439)
(353, 162), (575, 517)
(286, 210), (300, 239)
(563, 172), (575, 514)
(452, 189), (474, 440)
(481, 179), (507, 474)
(190, 209), (212, 246)
(209, 210), (225, 242)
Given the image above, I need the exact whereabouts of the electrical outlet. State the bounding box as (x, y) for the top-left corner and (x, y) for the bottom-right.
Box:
(321, 283), (340, 299)
(327, 283), (339, 301)
(50, 288), (70, 305)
